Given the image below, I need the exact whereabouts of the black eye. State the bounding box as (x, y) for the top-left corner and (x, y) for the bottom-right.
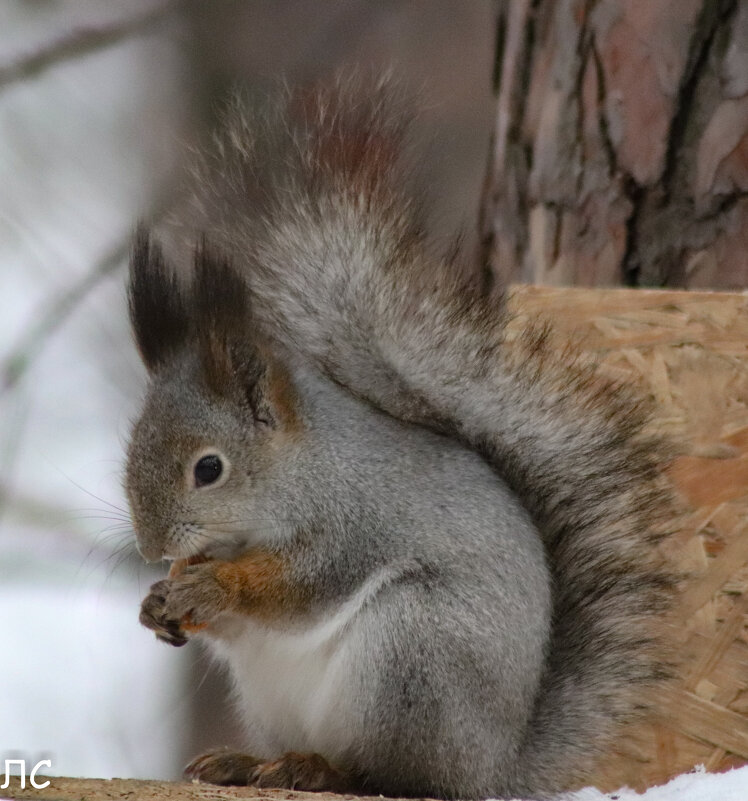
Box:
(194, 455), (223, 487)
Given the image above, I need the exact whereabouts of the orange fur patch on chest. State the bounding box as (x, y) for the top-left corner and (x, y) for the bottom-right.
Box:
(213, 548), (308, 620)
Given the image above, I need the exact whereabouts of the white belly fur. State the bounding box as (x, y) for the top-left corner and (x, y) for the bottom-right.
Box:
(208, 567), (395, 760)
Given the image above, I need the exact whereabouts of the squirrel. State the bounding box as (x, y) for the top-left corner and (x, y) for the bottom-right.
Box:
(125, 78), (676, 800)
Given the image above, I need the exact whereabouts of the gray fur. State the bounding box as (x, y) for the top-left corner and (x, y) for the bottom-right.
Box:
(129, 77), (676, 799)
(128, 349), (551, 798)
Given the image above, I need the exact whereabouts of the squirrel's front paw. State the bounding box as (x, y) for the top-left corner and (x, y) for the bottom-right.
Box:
(139, 579), (188, 647)
(140, 565), (226, 645)
(161, 563), (228, 633)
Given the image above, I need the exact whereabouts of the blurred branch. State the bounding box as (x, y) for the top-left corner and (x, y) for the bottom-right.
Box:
(1, 237), (131, 394)
(0, 382), (31, 524)
(1, 175), (181, 394)
(0, 482), (88, 534)
(0, 0), (181, 91)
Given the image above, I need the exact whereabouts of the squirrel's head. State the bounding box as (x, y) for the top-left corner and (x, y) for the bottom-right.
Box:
(125, 229), (303, 563)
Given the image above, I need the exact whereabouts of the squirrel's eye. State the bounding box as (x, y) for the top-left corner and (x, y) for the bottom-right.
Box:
(194, 454), (223, 487)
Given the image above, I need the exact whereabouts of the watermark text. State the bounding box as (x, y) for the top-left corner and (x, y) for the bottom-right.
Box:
(0, 758), (52, 789)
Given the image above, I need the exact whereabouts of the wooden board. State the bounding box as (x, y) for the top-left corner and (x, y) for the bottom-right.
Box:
(1, 776), (366, 801)
(507, 285), (748, 790)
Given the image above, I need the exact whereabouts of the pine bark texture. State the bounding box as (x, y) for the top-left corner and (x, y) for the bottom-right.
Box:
(480, 0), (748, 289)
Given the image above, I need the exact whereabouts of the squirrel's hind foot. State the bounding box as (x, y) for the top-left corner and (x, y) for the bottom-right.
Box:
(185, 749), (351, 792)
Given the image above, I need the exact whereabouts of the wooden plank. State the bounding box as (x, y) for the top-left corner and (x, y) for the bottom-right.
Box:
(655, 686), (748, 759)
(505, 285), (748, 790)
(1, 776), (384, 801)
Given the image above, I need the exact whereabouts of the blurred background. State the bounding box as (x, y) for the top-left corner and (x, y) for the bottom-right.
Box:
(0, 0), (496, 780)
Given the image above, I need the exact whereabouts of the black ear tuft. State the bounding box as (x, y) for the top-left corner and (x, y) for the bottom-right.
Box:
(193, 239), (265, 402)
(192, 238), (249, 343)
(128, 226), (190, 372)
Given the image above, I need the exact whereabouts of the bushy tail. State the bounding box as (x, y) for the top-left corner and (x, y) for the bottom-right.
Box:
(171, 78), (677, 796)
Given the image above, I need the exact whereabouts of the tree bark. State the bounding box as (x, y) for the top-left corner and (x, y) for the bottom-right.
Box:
(479, 0), (748, 289)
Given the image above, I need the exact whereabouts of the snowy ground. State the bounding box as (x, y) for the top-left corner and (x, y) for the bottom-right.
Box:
(556, 764), (748, 801)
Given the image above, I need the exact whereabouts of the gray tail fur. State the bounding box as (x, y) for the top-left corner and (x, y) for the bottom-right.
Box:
(168, 77), (677, 796)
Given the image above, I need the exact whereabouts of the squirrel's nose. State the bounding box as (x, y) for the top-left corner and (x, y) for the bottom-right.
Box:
(135, 538), (164, 564)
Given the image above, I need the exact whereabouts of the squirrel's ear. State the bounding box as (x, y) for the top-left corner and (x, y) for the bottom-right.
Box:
(192, 241), (273, 421)
(128, 226), (190, 373)
(192, 242), (300, 430)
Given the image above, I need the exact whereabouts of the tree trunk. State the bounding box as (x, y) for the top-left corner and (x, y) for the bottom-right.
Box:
(479, 0), (748, 289)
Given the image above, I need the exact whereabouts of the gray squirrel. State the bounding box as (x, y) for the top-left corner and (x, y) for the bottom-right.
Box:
(125, 79), (676, 799)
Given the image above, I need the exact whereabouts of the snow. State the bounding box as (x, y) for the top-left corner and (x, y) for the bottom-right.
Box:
(552, 765), (748, 801)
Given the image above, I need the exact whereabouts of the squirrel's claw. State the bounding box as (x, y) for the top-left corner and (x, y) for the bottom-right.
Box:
(155, 628), (188, 647)
(185, 748), (262, 785)
(185, 749), (349, 792)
